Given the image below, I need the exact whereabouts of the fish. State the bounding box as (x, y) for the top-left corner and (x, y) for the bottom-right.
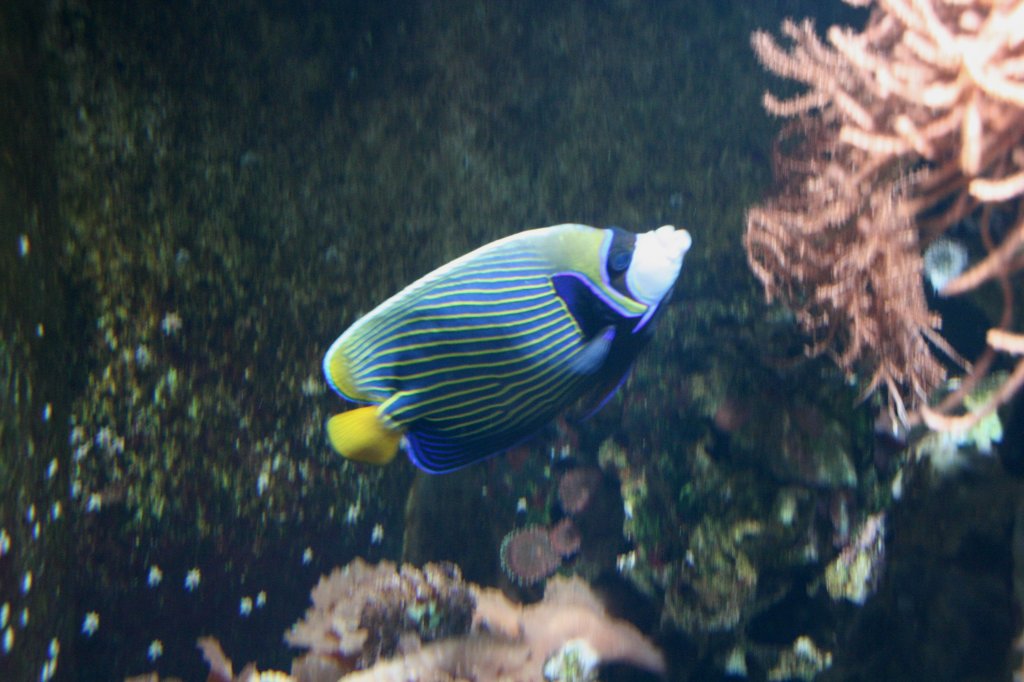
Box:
(322, 223), (692, 473)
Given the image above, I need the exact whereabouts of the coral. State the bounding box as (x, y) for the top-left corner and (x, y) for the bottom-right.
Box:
(499, 464), (618, 586)
(753, 399), (858, 489)
(547, 518), (582, 558)
(923, 238), (970, 293)
(466, 575), (665, 682)
(542, 639), (600, 682)
(499, 519), (583, 586)
(202, 559), (664, 682)
(664, 519), (759, 632)
(557, 467), (602, 516)
(333, 636), (531, 681)
(746, 0), (1024, 430)
(825, 512), (886, 604)
(911, 370), (1007, 474)
(199, 637), (295, 682)
(500, 526), (564, 586)
(284, 558), (474, 669)
(767, 636), (833, 681)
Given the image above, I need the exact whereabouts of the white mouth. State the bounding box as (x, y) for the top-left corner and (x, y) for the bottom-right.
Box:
(625, 225), (691, 306)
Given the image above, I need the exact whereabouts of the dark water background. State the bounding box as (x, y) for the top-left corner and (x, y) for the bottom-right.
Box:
(1, 0), (1020, 680)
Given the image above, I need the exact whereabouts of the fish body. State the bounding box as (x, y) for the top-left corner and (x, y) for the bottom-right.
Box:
(323, 223), (691, 473)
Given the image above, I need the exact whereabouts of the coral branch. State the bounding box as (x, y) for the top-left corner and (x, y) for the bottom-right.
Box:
(746, 0), (1024, 429)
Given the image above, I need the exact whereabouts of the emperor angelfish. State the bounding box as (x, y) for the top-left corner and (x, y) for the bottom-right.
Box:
(323, 223), (691, 473)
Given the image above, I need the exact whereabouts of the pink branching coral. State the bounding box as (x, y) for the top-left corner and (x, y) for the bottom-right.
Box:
(746, 0), (1024, 431)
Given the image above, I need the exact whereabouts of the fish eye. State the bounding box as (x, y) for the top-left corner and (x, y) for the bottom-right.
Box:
(609, 249), (632, 274)
(605, 227), (635, 277)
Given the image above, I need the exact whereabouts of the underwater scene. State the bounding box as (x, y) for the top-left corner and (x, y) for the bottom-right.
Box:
(2, 0), (1024, 680)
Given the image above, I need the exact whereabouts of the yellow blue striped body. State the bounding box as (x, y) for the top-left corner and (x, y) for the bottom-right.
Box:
(324, 224), (664, 473)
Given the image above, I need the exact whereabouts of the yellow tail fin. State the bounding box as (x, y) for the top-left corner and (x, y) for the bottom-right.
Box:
(327, 407), (402, 465)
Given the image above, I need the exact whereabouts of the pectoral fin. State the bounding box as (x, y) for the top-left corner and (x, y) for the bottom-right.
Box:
(568, 326), (615, 375)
